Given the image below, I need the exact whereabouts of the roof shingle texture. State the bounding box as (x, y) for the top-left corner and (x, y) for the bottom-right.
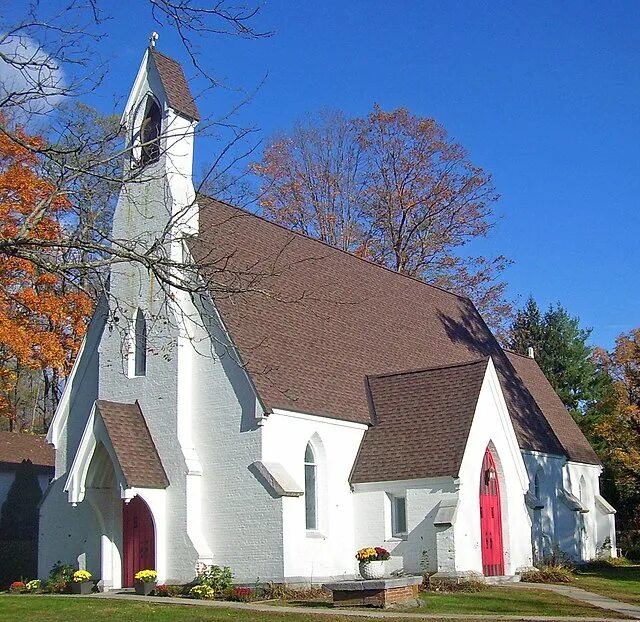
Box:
(506, 352), (599, 464)
(350, 360), (489, 483)
(191, 195), (598, 467)
(96, 400), (169, 489)
(149, 49), (200, 121)
(0, 431), (54, 468)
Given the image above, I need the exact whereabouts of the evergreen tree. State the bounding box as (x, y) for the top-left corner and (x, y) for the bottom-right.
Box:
(0, 459), (43, 541)
(507, 299), (610, 420)
(506, 297), (544, 355)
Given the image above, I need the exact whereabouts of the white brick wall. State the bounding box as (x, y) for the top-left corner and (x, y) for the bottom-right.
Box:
(261, 409), (366, 582)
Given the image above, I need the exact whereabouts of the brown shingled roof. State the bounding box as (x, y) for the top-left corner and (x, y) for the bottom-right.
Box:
(506, 352), (599, 465)
(96, 401), (169, 489)
(191, 196), (571, 460)
(350, 359), (490, 483)
(0, 431), (54, 468)
(149, 48), (200, 121)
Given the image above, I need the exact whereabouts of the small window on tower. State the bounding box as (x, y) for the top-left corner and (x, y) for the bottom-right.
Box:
(140, 98), (161, 165)
(134, 309), (147, 377)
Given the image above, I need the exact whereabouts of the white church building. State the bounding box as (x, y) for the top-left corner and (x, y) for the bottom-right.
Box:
(38, 46), (616, 589)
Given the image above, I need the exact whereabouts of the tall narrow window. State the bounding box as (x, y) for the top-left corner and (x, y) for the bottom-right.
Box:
(304, 443), (317, 530)
(534, 470), (541, 500)
(140, 98), (161, 165)
(134, 310), (147, 377)
(391, 496), (407, 537)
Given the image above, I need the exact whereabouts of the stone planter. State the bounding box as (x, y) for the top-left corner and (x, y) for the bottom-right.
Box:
(135, 580), (157, 596)
(359, 560), (385, 580)
(71, 581), (93, 595)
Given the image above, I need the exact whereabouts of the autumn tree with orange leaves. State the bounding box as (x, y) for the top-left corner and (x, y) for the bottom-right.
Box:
(0, 121), (92, 431)
(589, 329), (640, 535)
(253, 107), (512, 334)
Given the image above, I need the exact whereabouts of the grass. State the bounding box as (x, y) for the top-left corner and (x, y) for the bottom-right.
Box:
(419, 586), (626, 617)
(570, 565), (640, 606)
(0, 587), (630, 622)
(275, 586), (626, 618)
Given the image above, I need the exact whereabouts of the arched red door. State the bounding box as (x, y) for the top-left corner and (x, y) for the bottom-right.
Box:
(479, 448), (504, 576)
(122, 496), (155, 587)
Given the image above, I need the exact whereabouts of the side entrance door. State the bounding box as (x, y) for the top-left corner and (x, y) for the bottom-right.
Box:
(479, 447), (505, 576)
(122, 496), (155, 587)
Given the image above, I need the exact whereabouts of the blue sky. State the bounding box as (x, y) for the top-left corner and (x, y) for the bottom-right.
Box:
(62, 2), (640, 347)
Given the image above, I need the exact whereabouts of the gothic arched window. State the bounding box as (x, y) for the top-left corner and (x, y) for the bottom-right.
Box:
(134, 309), (147, 377)
(304, 443), (317, 530)
(534, 468), (542, 500)
(140, 98), (161, 165)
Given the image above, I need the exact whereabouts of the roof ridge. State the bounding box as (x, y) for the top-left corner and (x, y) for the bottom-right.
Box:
(367, 357), (490, 381)
(504, 348), (536, 361)
(196, 193), (474, 306)
(148, 47), (178, 63)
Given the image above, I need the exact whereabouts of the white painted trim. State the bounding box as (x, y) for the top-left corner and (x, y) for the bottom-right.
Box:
(120, 49), (151, 126)
(64, 403), (130, 504)
(520, 449), (567, 462)
(477, 358), (529, 489)
(48, 297), (107, 447)
(595, 494), (616, 515)
(271, 408), (369, 431)
(567, 460), (603, 475)
(352, 476), (456, 493)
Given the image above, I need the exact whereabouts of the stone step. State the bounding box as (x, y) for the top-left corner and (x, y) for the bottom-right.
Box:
(484, 574), (521, 585)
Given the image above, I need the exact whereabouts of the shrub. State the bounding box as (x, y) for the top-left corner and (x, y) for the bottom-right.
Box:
(617, 530), (640, 560)
(45, 562), (74, 593)
(196, 565), (233, 596)
(421, 573), (488, 593)
(261, 582), (330, 600)
(0, 460), (42, 541)
(0, 540), (37, 587)
(227, 586), (254, 602)
(521, 564), (574, 584)
(134, 569), (157, 583)
(25, 579), (41, 593)
(155, 584), (183, 597)
(10, 581), (25, 593)
(189, 584), (214, 599)
(580, 556), (631, 570)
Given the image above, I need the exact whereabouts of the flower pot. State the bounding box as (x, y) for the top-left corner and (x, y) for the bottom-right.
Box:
(71, 581), (93, 595)
(359, 560), (385, 579)
(135, 580), (157, 596)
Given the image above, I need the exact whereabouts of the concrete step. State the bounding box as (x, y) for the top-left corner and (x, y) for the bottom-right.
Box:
(484, 574), (521, 585)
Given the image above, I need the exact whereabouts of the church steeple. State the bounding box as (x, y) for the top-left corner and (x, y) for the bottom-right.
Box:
(114, 42), (200, 244)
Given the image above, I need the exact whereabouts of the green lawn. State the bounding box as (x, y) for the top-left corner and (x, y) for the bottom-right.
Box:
(0, 588), (628, 622)
(419, 586), (625, 617)
(570, 565), (640, 606)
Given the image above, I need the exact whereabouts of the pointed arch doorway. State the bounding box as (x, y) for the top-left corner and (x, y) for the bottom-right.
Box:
(122, 496), (156, 587)
(479, 447), (505, 576)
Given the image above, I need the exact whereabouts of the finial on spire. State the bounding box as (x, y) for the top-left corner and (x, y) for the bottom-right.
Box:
(149, 32), (159, 48)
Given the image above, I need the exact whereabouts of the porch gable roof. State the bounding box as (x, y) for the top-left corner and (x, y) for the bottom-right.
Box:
(96, 400), (169, 489)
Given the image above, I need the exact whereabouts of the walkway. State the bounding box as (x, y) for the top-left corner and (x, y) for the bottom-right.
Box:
(512, 583), (640, 620)
(89, 588), (640, 621)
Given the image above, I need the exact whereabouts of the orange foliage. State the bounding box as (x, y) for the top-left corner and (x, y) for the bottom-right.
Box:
(0, 121), (93, 423)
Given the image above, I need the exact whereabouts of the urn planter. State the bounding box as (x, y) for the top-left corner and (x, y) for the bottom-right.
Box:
(135, 581), (157, 596)
(359, 560), (385, 580)
(71, 581), (93, 595)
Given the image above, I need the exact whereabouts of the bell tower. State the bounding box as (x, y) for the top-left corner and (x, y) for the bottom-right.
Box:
(113, 39), (201, 256)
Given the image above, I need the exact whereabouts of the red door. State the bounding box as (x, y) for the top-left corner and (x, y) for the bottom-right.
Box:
(479, 448), (504, 576)
(122, 496), (155, 587)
